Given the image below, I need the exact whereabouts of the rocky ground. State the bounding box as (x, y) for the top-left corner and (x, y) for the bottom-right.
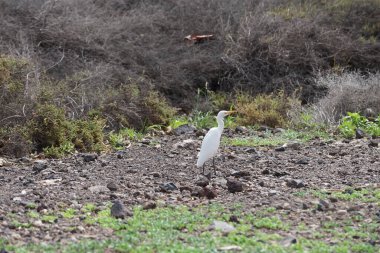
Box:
(0, 128), (379, 249)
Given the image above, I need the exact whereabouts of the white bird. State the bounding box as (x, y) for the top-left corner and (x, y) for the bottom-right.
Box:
(197, 110), (235, 175)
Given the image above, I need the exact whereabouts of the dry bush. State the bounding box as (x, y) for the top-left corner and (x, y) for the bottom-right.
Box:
(311, 72), (380, 124)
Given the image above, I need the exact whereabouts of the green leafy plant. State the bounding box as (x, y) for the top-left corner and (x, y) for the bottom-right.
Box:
(339, 112), (380, 138)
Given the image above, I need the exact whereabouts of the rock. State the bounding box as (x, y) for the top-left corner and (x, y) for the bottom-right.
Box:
(150, 172), (161, 178)
(244, 148), (257, 153)
(211, 220), (235, 234)
(106, 181), (118, 192)
(286, 179), (306, 188)
(83, 153), (98, 162)
(110, 200), (131, 219)
(355, 128), (365, 139)
(0, 249), (9, 253)
(89, 185), (109, 194)
(172, 124), (196, 135)
(230, 170), (251, 178)
(273, 128), (285, 134)
(317, 199), (330, 212)
(286, 142), (301, 150)
(235, 126), (247, 133)
(274, 146), (286, 152)
(269, 190), (277, 196)
(173, 139), (197, 149)
(0, 158), (7, 167)
(159, 182), (178, 192)
(273, 171), (289, 177)
(33, 220), (44, 227)
(294, 158), (309, 165)
(226, 179), (243, 193)
(116, 151), (126, 159)
(32, 160), (48, 173)
(219, 245), (242, 251)
(202, 186), (217, 199)
(369, 139), (379, 148)
(195, 177), (209, 187)
(337, 210), (348, 216)
(261, 169), (271, 175)
(258, 181), (265, 187)
(229, 215), (240, 223)
(280, 236), (297, 247)
(143, 201), (157, 210)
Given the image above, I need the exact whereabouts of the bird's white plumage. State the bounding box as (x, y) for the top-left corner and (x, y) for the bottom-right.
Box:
(196, 110), (234, 168)
(196, 127), (221, 167)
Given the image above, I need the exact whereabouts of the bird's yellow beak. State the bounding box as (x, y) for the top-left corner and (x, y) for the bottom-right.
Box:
(226, 111), (236, 115)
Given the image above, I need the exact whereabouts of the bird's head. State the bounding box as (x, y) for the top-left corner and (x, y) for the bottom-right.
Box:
(217, 110), (236, 118)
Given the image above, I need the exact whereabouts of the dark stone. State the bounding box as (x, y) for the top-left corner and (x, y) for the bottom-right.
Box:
(295, 158), (309, 165)
(195, 177), (209, 187)
(159, 182), (178, 192)
(32, 161), (47, 173)
(286, 179), (306, 188)
(231, 170), (251, 178)
(261, 169), (270, 175)
(317, 199), (330, 212)
(369, 139), (379, 147)
(83, 153), (98, 162)
(273, 171), (289, 177)
(202, 186), (217, 199)
(355, 128), (365, 139)
(258, 181), (265, 187)
(226, 179), (243, 193)
(245, 148), (257, 153)
(107, 181), (118, 192)
(110, 200), (130, 219)
(235, 126), (247, 133)
(229, 215), (240, 223)
(274, 146), (286, 152)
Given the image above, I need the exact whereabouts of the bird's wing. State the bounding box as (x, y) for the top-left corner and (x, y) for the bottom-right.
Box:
(196, 127), (222, 167)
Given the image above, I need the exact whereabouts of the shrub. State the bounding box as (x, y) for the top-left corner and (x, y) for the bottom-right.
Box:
(312, 72), (380, 124)
(236, 91), (301, 128)
(27, 104), (106, 157)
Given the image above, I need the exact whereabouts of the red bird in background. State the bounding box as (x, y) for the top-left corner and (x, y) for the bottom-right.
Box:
(184, 34), (215, 44)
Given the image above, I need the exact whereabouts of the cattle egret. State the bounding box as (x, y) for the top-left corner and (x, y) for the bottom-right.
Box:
(196, 110), (235, 175)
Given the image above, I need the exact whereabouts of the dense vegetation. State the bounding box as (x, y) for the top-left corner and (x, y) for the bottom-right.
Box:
(0, 0), (379, 157)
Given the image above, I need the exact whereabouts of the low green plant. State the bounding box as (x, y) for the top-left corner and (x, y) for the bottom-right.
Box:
(339, 112), (380, 138)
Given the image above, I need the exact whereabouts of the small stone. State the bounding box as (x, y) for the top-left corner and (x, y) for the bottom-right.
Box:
(106, 182), (118, 192)
(235, 126), (247, 133)
(32, 160), (48, 173)
(173, 124), (196, 135)
(33, 220), (44, 227)
(229, 215), (240, 223)
(258, 181), (265, 187)
(202, 186), (217, 199)
(294, 158), (309, 165)
(151, 172), (161, 178)
(261, 169), (270, 175)
(83, 153), (98, 162)
(89, 185), (109, 194)
(286, 179), (306, 188)
(369, 139), (379, 148)
(219, 245), (242, 251)
(287, 142), (301, 150)
(159, 182), (178, 192)
(211, 220), (235, 234)
(275, 146), (286, 152)
(226, 179), (243, 193)
(195, 177), (209, 187)
(355, 128), (365, 139)
(143, 201), (157, 210)
(280, 236), (297, 247)
(269, 190), (277, 196)
(337, 210), (348, 216)
(317, 199), (330, 211)
(245, 148), (257, 153)
(230, 170), (251, 178)
(110, 200), (131, 219)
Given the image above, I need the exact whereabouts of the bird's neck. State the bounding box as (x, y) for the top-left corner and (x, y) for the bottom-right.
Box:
(217, 117), (224, 132)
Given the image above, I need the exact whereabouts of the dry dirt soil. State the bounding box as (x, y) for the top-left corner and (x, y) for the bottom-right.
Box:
(0, 129), (379, 247)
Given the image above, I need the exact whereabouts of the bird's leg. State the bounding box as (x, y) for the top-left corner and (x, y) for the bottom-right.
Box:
(213, 157), (216, 176)
(202, 164), (205, 175)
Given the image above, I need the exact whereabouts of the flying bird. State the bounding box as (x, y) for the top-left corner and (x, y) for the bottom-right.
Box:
(196, 110), (235, 176)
